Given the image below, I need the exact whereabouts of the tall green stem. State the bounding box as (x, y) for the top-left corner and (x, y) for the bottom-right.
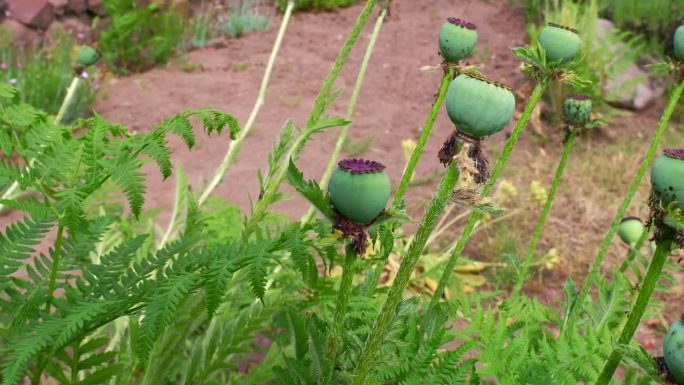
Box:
(594, 233), (673, 385)
(55, 76), (81, 125)
(326, 247), (357, 376)
(46, 223), (65, 310)
(198, 0), (295, 206)
(352, 161), (460, 385)
(241, 0), (377, 238)
(393, 67), (455, 208)
(429, 79), (549, 307)
(302, 6), (387, 224)
(363, 66), (457, 295)
(514, 131), (576, 294)
(565, 80), (684, 334)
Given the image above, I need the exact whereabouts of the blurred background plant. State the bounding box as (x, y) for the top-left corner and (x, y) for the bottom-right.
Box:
(218, 0), (271, 38)
(275, 0), (359, 12)
(188, 0), (219, 48)
(0, 27), (96, 123)
(99, 0), (185, 74)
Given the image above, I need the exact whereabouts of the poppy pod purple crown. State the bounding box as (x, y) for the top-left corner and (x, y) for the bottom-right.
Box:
(447, 17), (477, 30)
(338, 158), (386, 173)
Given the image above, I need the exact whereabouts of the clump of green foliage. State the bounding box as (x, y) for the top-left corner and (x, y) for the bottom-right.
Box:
(600, 0), (682, 45)
(0, 28), (95, 123)
(99, 0), (184, 74)
(276, 0), (359, 12)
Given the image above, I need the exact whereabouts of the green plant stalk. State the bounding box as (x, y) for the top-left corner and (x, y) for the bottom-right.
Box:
(352, 161), (461, 385)
(514, 131), (576, 294)
(618, 224), (651, 273)
(158, 166), (186, 248)
(55, 76), (81, 125)
(326, 246), (357, 375)
(303, 0), (377, 132)
(197, 0), (295, 207)
(429, 79), (549, 307)
(242, 0), (377, 238)
(301, 5), (387, 224)
(564, 80), (684, 334)
(392, 66), (455, 208)
(595, 232), (674, 385)
(46, 223), (65, 310)
(0, 76), (81, 213)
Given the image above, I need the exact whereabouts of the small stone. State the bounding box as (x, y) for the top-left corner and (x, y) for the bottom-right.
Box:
(86, 0), (104, 15)
(1, 18), (40, 46)
(48, 0), (67, 15)
(6, 0), (54, 30)
(66, 0), (86, 13)
(0, 0), (8, 22)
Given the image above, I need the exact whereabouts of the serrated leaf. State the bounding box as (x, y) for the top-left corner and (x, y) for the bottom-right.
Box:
(286, 159), (335, 221)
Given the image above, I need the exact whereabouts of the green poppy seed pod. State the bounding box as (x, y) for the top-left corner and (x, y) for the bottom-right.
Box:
(445, 74), (516, 139)
(538, 23), (581, 63)
(563, 93), (592, 126)
(674, 25), (684, 61)
(664, 315), (684, 384)
(617, 217), (645, 246)
(328, 159), (391, 224)
(439, 18), (477, 63)
(651, 148), (684, 212)
(77, 45), (100, 67)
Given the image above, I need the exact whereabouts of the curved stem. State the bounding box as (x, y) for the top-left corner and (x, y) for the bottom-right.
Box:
(55, 76), (81, 125)
(392, 66), (455, 208)
(352, 161), (460, 385)
(362, 67), (456, 295)
(302, 6), (388, 224)
(326, 247), (357, 376)
(514, 131), (576, 294)
(46, 223), (65, 310)
(242, 0), (377, 238)
(565, 80), (684, 334)
(429, 79), (549, 308)
(197, 0), (295, 207)
(594, 233), (673, 385)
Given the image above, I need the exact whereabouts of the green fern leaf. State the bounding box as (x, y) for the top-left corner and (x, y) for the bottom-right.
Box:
(138, 269), (197, 360)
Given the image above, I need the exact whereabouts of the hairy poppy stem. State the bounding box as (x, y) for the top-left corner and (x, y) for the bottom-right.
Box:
(565, 80), (684, 335)
(242, 0), (378, 238)
(514, 130), (576, 294)
(393, 66), (455, 207)
(595, 232), (674, 385)
(302, 5), (388, 224)
(352, 161), (460, 385)
(326, 246), (357, 378)
(429, 79), (549, 308)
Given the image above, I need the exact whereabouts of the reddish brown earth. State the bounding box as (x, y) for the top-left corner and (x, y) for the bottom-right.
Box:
(93, 0), (527, 224)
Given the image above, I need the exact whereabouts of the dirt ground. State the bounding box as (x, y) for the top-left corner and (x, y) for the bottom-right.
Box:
(93, 0), (527, 218)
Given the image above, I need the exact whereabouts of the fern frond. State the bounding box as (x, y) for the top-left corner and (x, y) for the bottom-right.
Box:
(138, 269), (198, 361)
